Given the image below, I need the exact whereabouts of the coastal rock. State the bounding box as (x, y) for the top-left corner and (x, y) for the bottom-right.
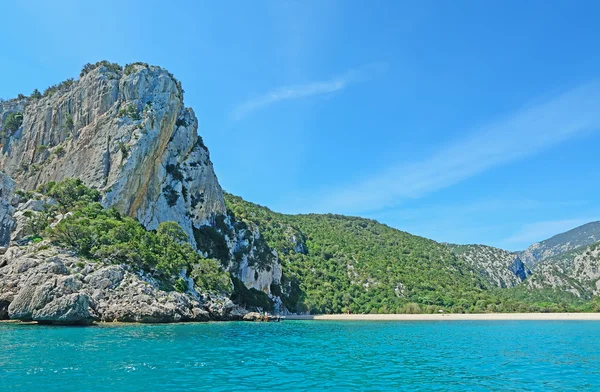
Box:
(0, 243), (248, 324)
(215, 214), (284, 295)
(32, 293), (94, 325)
(7, 258), (95, 324)
(242, 311), (263, 321)
(509, 257), (529, 282)
(204, 296), (247, 321)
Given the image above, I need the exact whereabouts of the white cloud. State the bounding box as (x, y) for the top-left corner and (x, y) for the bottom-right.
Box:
(314, 81), (600, 214)
(230, 63), (387, 120)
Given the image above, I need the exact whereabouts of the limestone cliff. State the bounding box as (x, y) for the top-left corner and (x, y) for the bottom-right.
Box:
(0, 62), (224, 244)
(0, 62), (280, 297)
(0, 173), (16, 252)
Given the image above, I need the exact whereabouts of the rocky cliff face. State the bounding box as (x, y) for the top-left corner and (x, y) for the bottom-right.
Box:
(0, 173), (16, 252)
(0, 62), (279, 296)
(448, 244), (531, 288)
(191, 212), (284, 297)
(0, 63), (224, 244)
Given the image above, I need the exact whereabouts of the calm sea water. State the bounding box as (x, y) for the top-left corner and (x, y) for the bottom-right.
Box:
(1, 320), (599, 391)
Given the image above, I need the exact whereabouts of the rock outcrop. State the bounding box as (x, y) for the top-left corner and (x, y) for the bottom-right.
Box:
(0, 242), (247, 323)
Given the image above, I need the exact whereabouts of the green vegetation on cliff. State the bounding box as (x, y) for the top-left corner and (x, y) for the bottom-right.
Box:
(26, 179), (230, 294)
(2, 112), (23, 137)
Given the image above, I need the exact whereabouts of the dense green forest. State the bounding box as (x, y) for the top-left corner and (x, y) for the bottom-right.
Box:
(225, 194), (600, 314)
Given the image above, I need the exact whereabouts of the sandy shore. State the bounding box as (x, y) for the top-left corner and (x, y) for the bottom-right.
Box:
(286, 313), (600, 321)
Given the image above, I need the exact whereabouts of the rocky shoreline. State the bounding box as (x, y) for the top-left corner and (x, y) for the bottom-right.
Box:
(0, 241), (254, 325)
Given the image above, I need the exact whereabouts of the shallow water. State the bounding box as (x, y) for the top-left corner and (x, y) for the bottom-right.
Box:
(1, 320), (599, 391)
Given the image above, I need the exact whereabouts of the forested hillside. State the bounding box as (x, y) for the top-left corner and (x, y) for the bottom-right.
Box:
(225, 194), (600, 313)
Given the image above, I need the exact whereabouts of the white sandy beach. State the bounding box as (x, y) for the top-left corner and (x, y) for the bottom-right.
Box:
(286, 313), (600, 321)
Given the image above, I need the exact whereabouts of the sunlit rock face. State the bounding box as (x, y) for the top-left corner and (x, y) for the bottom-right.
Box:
(0, 64), (225, 245)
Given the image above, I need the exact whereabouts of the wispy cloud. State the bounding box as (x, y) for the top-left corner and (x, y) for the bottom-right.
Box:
(313, 81), (600, 214)
(230, 63), (387, 120)
(369, 199), (587, 223)
(499, 218), (598, 249)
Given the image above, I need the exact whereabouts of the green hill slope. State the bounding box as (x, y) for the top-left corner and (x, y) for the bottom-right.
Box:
(226, 194), (559, 313)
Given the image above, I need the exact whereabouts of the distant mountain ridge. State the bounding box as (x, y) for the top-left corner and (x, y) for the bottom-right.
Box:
(518, 221), (600, 267)
(447, 222), (600, 300)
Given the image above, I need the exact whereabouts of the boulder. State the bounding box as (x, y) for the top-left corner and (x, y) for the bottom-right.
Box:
(243, 312), (263, 321)
(33, 294), (95, 325)
(205, 296), (248, 321)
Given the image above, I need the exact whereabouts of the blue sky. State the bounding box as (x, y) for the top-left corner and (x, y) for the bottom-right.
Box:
(1, 0), (599, 250)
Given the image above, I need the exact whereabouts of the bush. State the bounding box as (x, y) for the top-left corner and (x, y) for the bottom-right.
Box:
(42, 78), (75, 98)
(23, 210), (49, 237)
(166, 164), (184, 182)
(3, 112), (23, 135)
(54, 146), (66, 158)
(193, 226), (230, 264)
(45, 178), (101, 212)
(80, 61), (122, 77)
(48, 206), (190, 276)
(118, 141), (130, 158)
(174, 277), (188, 293)
(163, 184), (179, 206)
(175, 118), (188, 128)
(31, 89), (42, 99)
(118, 104), (141, 120)
(124, 62), (149, 75)
(65, 114), (74, 130)
(191, 259), (232, 294)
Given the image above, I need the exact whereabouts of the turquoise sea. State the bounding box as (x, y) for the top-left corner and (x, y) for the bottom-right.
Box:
(1, 320), (599, 391)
